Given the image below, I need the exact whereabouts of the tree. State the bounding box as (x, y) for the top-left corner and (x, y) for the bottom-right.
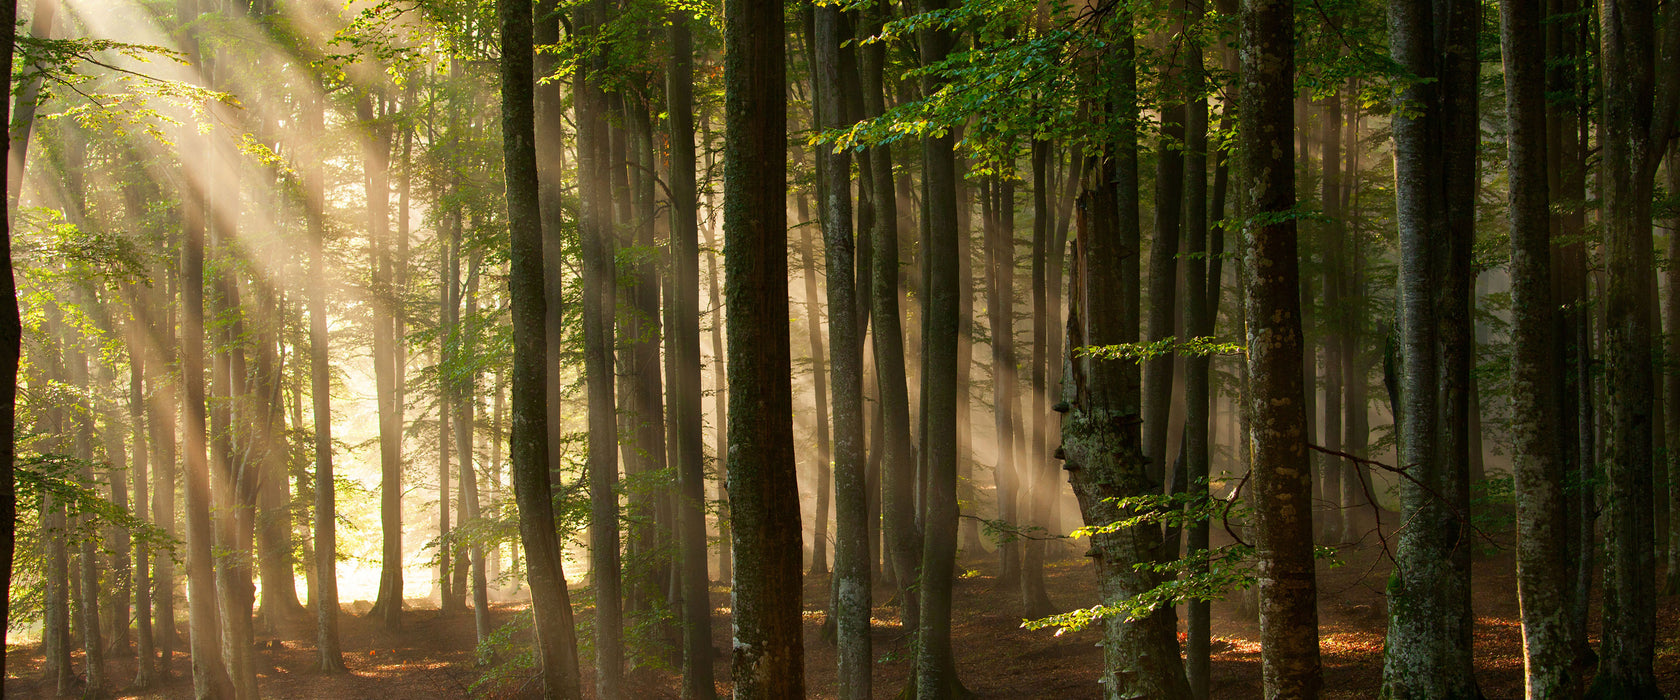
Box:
(1589, 0), (1679, 693)
(1238, 0), (1320, 692)
(667, 10), (717, 697)
(813, 3), (870, 695)
(1501, 0), (1573, 693)
(574, 0), (625, 691)
(722, 0), (803, 688)
(304, 86), (346, 674)
(500, 0), (585, 692)
(1380, 0), (1482, 693)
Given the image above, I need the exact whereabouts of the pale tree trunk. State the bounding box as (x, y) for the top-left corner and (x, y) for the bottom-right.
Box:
(67, 304), (106, 695)
(500, 0), (585, 691)
(576, 0), (624, 690)
(360, 89), (404, 632)
(814, 5), (869, 694)
(985, 176), (1020, 588)
(800, 209), (833, 576)
(1502, 0), (1574, 692)
(304, 87), (345, 673)
(1381, 0), (1482, 691)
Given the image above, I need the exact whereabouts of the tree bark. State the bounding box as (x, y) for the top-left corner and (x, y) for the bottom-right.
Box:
(813, 5), (870, 695)
(1381, 0), (1483, 691)
(575, 1), (624, 690)
(723, 0), (803, 688)
(1239, 0), (1321, 693)
(304, 87), (345, 674)
(1589, 0), (1679, 691)
(1501, 0), (1574, 693)
(500, 0), (585, 692)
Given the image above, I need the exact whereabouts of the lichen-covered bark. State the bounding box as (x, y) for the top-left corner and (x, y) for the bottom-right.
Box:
(1502, 0), (1575, 693)
(1061, 152), (1191, 700)
(813, 5), (871, 696)
(1380, 0), (1482, 694)
(1238, 0), (1322, 694)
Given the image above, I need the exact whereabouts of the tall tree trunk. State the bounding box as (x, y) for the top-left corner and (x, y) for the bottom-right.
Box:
(68, 305), (106, 695)
(500, 0), (585, 692)
(575, 1), (624, 691)
(986, 177), (1021, 589)
(1020, 140), (1055, 619)
(723, 0), (803, 688)
(35, 307), (71, 693)
(1666, 145), (1680, 598)
(813, 6), (870, 694)
(1144, 16), (1187, 486)
(801, 211), (833, 576)
(182, 136), (236, 699)
(1381, 0), (1482, 691)
(1590, 0), (1679, 691)
(701, 116), (733, 586)
(912, 0), (966, 692)
(360, 90), (404, 632)
(1181, 33), (1212, 693)
(667, 13), (717, 698)
(1501, 0), (1574, 692)
(1238, 0), (1320, 693)
(305, 88), (346, 673)
(858, 0), (920, 632)
(126, 287), (156, 687)
(1319, 87), (1345, 548)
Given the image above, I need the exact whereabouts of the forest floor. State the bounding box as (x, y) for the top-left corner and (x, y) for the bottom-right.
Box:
(7, 532), (1680, 699)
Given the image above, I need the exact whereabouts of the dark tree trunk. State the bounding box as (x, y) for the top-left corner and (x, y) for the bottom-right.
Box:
(1238, 0), (1321, 693)
(1181, 30), (1212, 693)
(912, 0), (965, 692)
(858, 0), (920, 632)
(500, 0), (585, 692)
(723, 0), (803, 688)
(1589, 0), (1679, 692)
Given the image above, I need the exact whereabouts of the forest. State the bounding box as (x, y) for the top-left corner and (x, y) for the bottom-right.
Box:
(0, 0), (1675, 694)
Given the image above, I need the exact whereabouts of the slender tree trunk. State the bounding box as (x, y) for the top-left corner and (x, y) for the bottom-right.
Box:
(183, 134), (235, 699)
(68, 307), (106, 695)
(1144, 21), (1187, 486)
(500, 0), (585, 691)
(1182, 43), (1212, 695)
(1502, 0), (1574, 692)
(723, 0), (803, 688)
(305, 88), (345, 673)
(801, 211), (833, 576)
(1021, 140), (1055, 619)
(912, 0), (965, 692)
(667, 14), (717, 698)
(127, 289), (156, 687)
(813, 6), (870, 694)
(575, 2), (624, 691)
(35, 309), (71, 693)
(986, 177), (1021, 590)
(359, 90), (404, 632)
(858, 0), (919, 631)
